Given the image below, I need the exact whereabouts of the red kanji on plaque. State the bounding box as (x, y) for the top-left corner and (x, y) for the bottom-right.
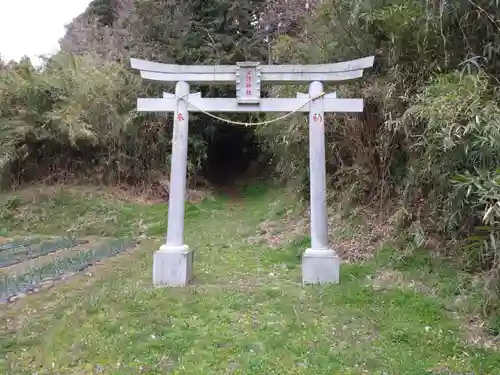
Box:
(177, 113), (185, 121)
(245, 70), (252, 95)
(312, 113), (323, 123)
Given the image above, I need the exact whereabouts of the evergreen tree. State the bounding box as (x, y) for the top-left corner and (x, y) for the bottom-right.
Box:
(133, 0), (268, 64)
(187, 0), (267, 64)
(87, 0), (116, 27)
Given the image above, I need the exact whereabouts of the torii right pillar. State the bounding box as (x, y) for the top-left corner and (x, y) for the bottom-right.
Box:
(301, 80), (340, 284)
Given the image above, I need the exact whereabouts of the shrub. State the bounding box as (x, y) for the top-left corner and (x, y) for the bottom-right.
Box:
(0, 53), (207, 187)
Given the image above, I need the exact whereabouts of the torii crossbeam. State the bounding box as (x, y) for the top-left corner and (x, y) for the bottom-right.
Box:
(130, 56), (374, 287)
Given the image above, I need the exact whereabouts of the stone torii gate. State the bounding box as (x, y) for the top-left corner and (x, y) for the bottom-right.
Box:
(130, 56), (374, 287)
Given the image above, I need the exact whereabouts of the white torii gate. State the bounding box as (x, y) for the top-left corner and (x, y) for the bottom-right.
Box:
(130, 56), (374, 287)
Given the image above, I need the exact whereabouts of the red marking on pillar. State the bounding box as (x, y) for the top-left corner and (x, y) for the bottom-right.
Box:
(312, 113), (323, 123)
(177, 113), (184, 121)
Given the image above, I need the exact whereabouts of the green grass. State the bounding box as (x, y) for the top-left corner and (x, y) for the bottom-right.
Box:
(0, 184), (499, 374)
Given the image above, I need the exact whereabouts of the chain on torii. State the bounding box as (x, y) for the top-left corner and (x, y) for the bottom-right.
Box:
(174, 91), (327, 127)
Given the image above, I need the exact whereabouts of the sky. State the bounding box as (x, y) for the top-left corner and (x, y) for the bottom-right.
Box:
(0, 0), (91, 64)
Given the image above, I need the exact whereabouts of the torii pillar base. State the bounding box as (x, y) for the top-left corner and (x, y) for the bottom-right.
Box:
(153, 245), (194, 286)
(301, 249), (340, 285)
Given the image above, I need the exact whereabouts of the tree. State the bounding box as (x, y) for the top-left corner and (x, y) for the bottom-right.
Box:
(87, 0), (116, 27)
(131, 0), (268, 64)
(59, 0), (135, 62)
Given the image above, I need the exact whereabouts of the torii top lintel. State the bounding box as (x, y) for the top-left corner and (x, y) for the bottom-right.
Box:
(129, 56), (374, 85)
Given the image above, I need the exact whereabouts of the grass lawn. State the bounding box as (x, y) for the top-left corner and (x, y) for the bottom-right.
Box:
(0, 183), (499, 374)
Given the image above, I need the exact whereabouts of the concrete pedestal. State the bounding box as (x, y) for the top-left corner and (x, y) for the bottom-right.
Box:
(153, 245), (193, 286)
(301, 248), (340, 284)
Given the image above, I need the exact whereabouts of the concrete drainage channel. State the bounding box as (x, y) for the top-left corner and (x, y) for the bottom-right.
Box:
(0, 236), (137, 303)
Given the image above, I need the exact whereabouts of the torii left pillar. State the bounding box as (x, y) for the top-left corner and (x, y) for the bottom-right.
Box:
(153, 81), (194, 286)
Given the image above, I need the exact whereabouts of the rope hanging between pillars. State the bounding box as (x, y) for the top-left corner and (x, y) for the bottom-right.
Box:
(174, 92), (326, 127)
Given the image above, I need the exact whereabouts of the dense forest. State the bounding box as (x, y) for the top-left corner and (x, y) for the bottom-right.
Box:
(1, 0), (500, 317)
